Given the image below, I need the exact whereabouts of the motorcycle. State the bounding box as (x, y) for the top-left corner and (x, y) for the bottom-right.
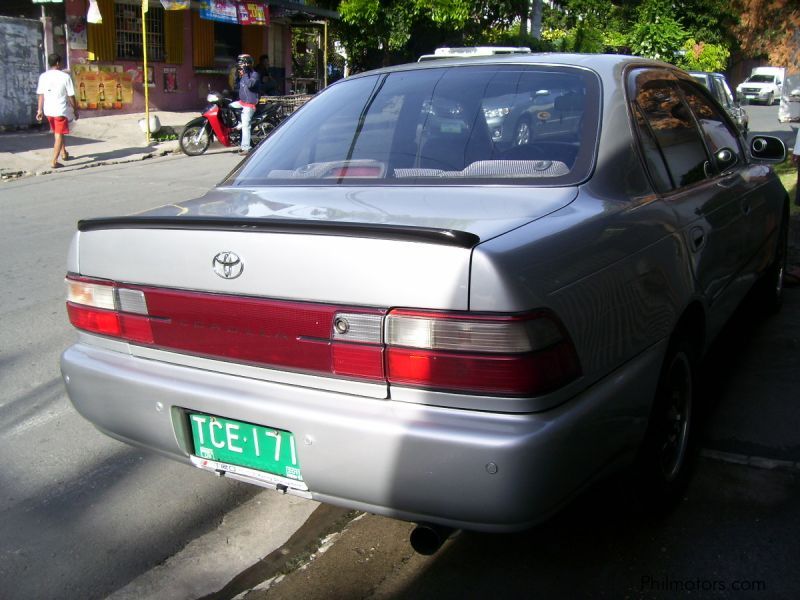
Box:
(179, 91), (283, 156)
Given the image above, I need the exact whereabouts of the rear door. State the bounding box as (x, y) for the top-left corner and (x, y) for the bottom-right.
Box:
(627, 68), (755, 315)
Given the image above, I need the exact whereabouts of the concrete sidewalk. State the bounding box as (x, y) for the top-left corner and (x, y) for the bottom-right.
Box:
(0, 110), (234, 180)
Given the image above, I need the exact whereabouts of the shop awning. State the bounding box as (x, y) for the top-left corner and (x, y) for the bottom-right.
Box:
(189, 1), (338, 21)
(267, 1), (339, 20)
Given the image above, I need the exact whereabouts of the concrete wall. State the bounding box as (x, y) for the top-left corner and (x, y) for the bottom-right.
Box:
(0, 16), (44, 128)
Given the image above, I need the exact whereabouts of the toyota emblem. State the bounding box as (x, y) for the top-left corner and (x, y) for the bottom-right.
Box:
(212, 251), (244, 279)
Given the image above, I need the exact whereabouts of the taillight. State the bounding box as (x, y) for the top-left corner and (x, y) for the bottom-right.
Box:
(66, 276), (580, 395)
(66, 278), (153, 343)
(65, 276), (385, 380)
(385, 309), (580, 396)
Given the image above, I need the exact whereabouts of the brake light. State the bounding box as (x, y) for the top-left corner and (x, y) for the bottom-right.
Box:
(66, 278), (153, 343)
(65, 276), (385, 380)
(385, 309), (580, 395)
(66, 276), (580, 395)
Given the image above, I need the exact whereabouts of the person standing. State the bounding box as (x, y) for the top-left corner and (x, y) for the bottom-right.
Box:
(36, 53), (79, 169)
(232, 54), (260, 155)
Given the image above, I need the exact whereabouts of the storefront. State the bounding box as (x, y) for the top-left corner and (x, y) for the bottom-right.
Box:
(63, 0), (337, 114)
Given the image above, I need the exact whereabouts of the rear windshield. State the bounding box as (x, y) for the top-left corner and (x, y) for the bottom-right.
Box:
(227, 65), (600, 186)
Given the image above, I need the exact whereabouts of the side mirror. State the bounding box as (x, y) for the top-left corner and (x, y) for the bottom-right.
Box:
(749, 135), (786, 163)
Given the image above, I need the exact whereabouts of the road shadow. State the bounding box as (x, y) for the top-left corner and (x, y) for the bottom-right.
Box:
(0, 128), (102, 152)
(68, 145), (162, 163)
(387, 456), (800, 599)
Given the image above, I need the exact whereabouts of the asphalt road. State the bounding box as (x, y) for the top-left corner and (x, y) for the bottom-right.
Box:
(0, 152), (293, 600)
(744, 103), (797, 145)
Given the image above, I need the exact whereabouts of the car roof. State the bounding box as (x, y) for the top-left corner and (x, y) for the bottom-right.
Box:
(348, 53), (673, 81)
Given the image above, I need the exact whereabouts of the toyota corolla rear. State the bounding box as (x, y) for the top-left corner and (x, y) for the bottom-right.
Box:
(61, 59), (642, 531)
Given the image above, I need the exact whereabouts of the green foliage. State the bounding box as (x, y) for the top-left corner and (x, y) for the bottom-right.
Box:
(333, 0), (475, 69)
(628, 0), (688, 62)
(674, 0), (737, 46)
(676, 39), (730, 72)
(320, 0), (738, 72)
(541, 0), (626, 53)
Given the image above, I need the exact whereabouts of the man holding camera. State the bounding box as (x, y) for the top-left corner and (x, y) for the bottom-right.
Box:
(232, 54), (260, 155)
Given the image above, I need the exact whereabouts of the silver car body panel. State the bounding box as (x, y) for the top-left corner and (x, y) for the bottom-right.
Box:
(61, 334), (665, 532)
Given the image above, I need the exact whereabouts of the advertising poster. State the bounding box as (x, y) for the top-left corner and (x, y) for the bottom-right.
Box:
(134, 65), (156, 87)
(66, 16), (87, 50)
(199, 0), (238, 23)
(73, 64), (99, 109)
(73, 65), (133, 109)
(238, 3), (269, 26)
(163, 67), (178, 93)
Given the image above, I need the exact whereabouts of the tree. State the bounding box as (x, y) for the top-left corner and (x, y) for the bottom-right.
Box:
(319, 0), (535, 71)
(627, 0), (688, 61)
(733, 0), (800, 70)
(332, 0), (471, 69)
(542, 0), (627, 53)
(677, 39), (730, 72)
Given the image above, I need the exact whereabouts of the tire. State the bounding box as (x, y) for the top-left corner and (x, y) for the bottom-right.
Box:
(753, 214), (788, 313)
(766, 93), (774, 106)
(514, 117), (531, 146)
(179, 120), (211, 156)
(632, 337), (697, 512)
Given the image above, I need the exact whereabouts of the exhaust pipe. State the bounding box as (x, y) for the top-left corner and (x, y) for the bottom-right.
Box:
(409, 523), (456, 555)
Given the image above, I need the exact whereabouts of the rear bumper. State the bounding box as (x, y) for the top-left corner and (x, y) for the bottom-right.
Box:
(61, 339), (664, 532)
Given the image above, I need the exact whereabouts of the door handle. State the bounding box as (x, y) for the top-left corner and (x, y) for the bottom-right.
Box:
(717, 173), (738, 189)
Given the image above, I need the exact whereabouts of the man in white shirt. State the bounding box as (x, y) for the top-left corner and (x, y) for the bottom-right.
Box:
(36, 53), (79, 169)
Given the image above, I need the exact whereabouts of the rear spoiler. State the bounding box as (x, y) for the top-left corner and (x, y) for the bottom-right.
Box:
(77, 216), (481, 249)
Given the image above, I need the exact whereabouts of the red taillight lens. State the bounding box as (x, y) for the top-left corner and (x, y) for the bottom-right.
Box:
(66, 303), (122, 337)
(385, 309), (580, 396)
(65, 276), (385, 381)
(66, 278), (154, 343)
(66, 276), (580, 395)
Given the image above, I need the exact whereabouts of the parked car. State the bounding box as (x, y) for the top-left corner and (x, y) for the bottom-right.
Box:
(736, 66), (785, 105)
(418, 46), (531, 62)
(61, 54), (788, 552)
(689, 70), (749, 134)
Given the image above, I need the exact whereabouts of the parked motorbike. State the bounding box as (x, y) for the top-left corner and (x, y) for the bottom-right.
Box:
(179, 91), (283, 156)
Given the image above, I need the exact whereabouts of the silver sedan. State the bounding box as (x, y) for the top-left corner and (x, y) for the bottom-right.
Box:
(61, 54), (788, 551)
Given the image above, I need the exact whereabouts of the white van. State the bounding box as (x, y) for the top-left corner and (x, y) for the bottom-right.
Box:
(418, 47), (531, 62)
(736, 66), (785, 105)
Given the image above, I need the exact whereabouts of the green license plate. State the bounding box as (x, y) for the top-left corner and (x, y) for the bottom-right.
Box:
(189, 413), (302, 482)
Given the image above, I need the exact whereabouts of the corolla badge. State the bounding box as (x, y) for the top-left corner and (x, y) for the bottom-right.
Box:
(212, 251), (244, 279)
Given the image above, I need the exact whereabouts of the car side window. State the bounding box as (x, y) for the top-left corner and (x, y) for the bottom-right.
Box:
(677, 79), (743, 166)
(629, 69), (711, 193)
(712, 77), (732, 109)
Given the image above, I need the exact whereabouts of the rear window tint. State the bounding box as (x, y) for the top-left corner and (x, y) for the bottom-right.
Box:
(228, 65), (601, 186)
